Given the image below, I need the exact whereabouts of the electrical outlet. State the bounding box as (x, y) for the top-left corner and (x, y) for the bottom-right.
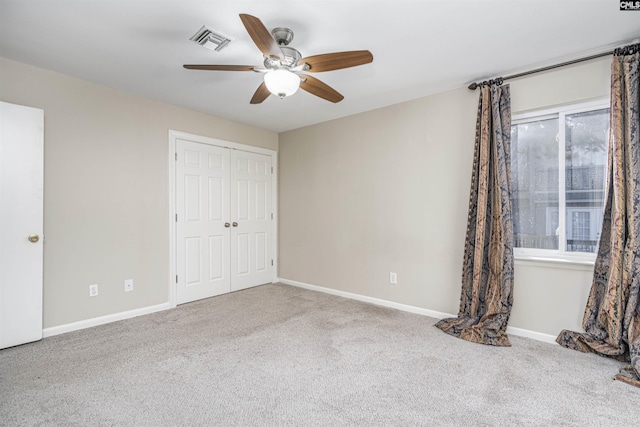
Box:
(89, 284), (99, 297)
(389, 272), (398, 285)
(124, 279), (133, 292)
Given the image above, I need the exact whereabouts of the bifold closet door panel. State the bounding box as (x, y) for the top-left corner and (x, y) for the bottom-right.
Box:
(176, 139), (230, 304)
(230, 150), (272, 291)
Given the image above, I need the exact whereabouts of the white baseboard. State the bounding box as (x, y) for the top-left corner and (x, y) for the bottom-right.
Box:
(43, 302), (172, 338)
(505, 326), (558, 344)
(42, 280), (559, 346)
(278, 277), (455, 319)
(278, 277), (558, 345)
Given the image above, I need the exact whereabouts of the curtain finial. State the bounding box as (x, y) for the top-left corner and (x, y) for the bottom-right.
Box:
(614, 43), (640, 56)
(468, 77), (504, 91)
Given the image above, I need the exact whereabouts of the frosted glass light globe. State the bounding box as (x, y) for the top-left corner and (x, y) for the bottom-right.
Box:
(264, 69), (300, 98)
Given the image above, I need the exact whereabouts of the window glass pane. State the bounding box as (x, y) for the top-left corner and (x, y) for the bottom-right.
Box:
(564, 109), (609, 253)
(511, 118), (559, 250)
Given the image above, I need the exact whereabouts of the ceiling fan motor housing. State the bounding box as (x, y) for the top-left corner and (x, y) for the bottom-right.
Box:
(264, 46), (301, 69)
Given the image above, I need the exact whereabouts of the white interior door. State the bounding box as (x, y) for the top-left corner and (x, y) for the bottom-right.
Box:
(176, 139), (230, 304)
(0, 101), (44, 349)
(230, 150), (272, 291)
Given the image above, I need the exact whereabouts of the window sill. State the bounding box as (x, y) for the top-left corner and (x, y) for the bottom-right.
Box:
(514, 255), (595, 271)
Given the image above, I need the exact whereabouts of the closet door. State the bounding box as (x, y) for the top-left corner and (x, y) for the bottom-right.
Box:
(176, 139), (230, 304)
(175, 139), (273, 305)
(230, 150), (272, 291)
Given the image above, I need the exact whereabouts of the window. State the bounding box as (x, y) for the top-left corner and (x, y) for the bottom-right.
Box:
(510, 100), (609, 261)
(571, 211), (590, 241)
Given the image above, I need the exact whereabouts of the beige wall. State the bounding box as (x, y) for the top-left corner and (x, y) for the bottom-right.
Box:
(0, 57), (278, 328)
(0, 52), (612, 337)
(279, 57), (611, 337)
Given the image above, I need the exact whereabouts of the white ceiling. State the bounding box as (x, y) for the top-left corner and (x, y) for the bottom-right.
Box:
(1, 1), (639, 133)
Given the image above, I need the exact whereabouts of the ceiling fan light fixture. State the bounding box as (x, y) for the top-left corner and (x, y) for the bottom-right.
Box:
(264, 69), (300, 99)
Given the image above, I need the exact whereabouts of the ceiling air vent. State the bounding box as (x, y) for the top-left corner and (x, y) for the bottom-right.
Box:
(190, 25), (233, 52)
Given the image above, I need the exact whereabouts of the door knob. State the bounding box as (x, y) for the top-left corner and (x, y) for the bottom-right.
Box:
(224, 222), (231, 228)
(232, 222), (238, 227)
(28, 234), (40, 243)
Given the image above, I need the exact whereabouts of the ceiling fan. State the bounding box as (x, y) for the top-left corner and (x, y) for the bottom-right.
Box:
(183, 14), (374, 104)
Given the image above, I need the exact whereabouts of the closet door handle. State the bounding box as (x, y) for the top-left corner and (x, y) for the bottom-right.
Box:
(232, 222), (238, 227)
(224, 222), (231, 228)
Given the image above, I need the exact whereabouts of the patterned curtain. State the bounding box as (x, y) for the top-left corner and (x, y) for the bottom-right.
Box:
(436, 82), (514, 346)
(556, 44), (640, 388)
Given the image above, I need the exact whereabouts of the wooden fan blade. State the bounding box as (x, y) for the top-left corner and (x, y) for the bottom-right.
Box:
(239, 14), (284, 61)
(183, 65), (256, 71)
(300, 50), (373, 72)
(250, 82), (271, 104)
(300, 75), (344, 103)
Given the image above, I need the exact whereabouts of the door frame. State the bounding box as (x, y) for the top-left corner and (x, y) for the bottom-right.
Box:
(168, 130), (278, 308)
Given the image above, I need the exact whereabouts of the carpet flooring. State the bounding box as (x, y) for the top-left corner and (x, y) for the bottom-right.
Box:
(1, 283), (638, 426)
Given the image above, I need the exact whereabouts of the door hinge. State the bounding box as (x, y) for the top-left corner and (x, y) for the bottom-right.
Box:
(175, 214), (178, 222)
(271, 213), (273, 220)
(176, 275), (178, 283)
(271, 259), (274, 266)
(175, 152), (178, 161)
(271, 166), (273, 174)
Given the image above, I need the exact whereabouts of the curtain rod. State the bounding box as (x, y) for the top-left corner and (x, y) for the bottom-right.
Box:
(467, 50), (614, 90)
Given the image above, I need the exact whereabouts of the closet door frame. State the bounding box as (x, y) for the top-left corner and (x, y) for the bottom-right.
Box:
(168, 130), (277, 308)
